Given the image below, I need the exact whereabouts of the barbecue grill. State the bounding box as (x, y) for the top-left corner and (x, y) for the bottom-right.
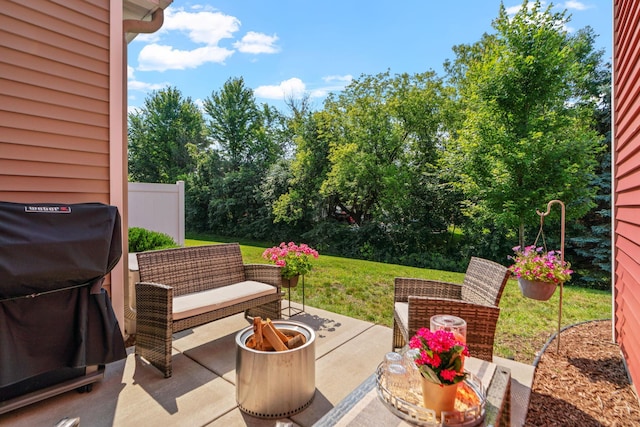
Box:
(0, 201), (127, 414)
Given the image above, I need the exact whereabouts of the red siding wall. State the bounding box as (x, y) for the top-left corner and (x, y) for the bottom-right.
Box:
(0, 0), (116, 296)
(614, 0), (640, 389)
(0, 0), (111, 203)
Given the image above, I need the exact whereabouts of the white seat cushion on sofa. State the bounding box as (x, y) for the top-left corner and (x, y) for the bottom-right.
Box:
(173, 280), (277, 320)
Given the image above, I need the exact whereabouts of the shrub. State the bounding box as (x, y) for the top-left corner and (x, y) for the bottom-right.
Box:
(128, 227), (178, 252)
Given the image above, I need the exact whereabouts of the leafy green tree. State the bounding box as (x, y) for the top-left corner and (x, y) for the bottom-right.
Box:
(272, 109), (332, 226)
(567, 64), (611, 288)
(269, 92), (345, 230)
(198, 77), (287, 236)
(445, 0), (604, 249)
(184, 148), (224, 232)
(203, 77), (283, 172)
(318, 71), (448, 227)
(128, 87), (206, 183)
(270, 71), (463, 263)
(203, 77), (258, 171)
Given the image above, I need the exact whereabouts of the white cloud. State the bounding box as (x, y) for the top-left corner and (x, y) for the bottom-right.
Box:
(254, 75), (353, 101)
(133, 7), (278, 72)
(323, 74), (353, 84)
(132, 31), (162, 44)
(255, 78), (306, 100)
(233, 31), (279, 54)
(505, 1), (548, 15)
(563, 1), (590, 11)
(506, 1), (590, 16)
(194, 98), (206, 111)
(128, 79), (168, 92)
(505, 4), (522, 15)
(314, 74), (353, 96)
(504, 1), (574, 32)
(308, 88), (330, 98)
(127, 65), (169, 93)
(137, 44), (234, 71)
(162, 8), (240, 45)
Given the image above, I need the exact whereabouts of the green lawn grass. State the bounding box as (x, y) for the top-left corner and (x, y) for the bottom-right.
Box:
(185, 236), (612, 363)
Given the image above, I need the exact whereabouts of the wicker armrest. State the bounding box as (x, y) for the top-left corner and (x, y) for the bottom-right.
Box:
(135, 281), (173, 377)
(135, 281), (173, 313)
(407, 296), (500, 361)
(244, 264), (282, 289)
(394, 277), (462, 302)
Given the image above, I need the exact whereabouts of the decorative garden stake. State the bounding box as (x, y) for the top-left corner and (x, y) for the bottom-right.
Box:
(536, 200), (566, 353)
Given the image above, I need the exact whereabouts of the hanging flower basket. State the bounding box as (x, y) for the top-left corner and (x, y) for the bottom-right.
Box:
(517, 278), (558, 301)
(508, 245), (572, 301)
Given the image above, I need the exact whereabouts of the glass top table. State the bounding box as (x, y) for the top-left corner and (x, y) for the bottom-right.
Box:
(313, 357), (511, 427)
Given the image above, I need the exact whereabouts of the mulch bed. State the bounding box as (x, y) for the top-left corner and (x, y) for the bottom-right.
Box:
(525, 320), (640, 426)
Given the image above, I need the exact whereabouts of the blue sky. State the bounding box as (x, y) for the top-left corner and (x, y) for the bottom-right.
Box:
(126, 1), (613, 113)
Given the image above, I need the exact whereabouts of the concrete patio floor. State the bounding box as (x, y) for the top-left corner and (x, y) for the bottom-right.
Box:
(0, 302), (534, 426)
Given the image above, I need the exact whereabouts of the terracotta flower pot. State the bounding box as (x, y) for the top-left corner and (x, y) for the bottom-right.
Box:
(518, 277), (558, 301)
(281, 275), (299, 288)
(421, 378), (459, 419)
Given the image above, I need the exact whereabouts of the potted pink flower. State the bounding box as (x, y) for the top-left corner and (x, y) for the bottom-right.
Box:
(262, 242), (319, 286)
(409, 328), (468, 417)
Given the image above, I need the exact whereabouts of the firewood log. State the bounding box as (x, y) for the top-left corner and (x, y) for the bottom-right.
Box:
(286, 333), (305, 349)
(253, 317), (264, 350)
(263, 321), (288, 351)
(263, 322), (288, 351)
(246, 335), (256, 349)
(266, 319), (290, 343)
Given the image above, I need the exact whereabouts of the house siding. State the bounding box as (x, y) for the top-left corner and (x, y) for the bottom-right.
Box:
(0, 0), (120, 299)
(0, 0), (111, 204)
(614, 0), (640, 390)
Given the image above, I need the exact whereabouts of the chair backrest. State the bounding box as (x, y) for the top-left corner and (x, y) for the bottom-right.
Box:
(461, 257), (510, 306)
(136, 243), (246, 297)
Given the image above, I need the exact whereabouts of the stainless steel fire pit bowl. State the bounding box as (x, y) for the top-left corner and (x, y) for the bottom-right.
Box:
(235, 320), (316, 418)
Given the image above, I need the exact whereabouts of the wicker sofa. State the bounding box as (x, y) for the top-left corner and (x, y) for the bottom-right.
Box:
(135, 243), (282, 377)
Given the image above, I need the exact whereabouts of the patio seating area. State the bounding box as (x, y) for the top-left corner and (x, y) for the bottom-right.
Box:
(0, 301), (534, 426)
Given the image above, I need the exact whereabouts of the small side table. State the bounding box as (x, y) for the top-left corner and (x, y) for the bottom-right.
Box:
(282, 275), (305, 317)
(313, 357), (511, 427)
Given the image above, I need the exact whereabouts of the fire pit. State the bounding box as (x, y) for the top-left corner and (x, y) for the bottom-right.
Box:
(235, 320), (316, 418)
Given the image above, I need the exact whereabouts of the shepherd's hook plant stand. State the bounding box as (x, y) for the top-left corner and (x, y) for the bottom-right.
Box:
(536, 199), (566, 353)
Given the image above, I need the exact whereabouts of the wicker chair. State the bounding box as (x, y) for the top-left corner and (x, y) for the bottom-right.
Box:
(393, 257), (510, 361)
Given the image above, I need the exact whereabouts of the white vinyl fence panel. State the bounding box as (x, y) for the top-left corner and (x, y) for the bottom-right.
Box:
(128, 181), (184, 246)
(126, 181), (184, 335)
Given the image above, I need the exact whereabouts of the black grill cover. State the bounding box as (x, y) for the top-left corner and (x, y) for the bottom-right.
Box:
(0, 202), (122, 299)
(0, 202), (127, 389)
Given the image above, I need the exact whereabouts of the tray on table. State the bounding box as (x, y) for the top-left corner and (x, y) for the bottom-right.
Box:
(375, 363), (486, 426)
